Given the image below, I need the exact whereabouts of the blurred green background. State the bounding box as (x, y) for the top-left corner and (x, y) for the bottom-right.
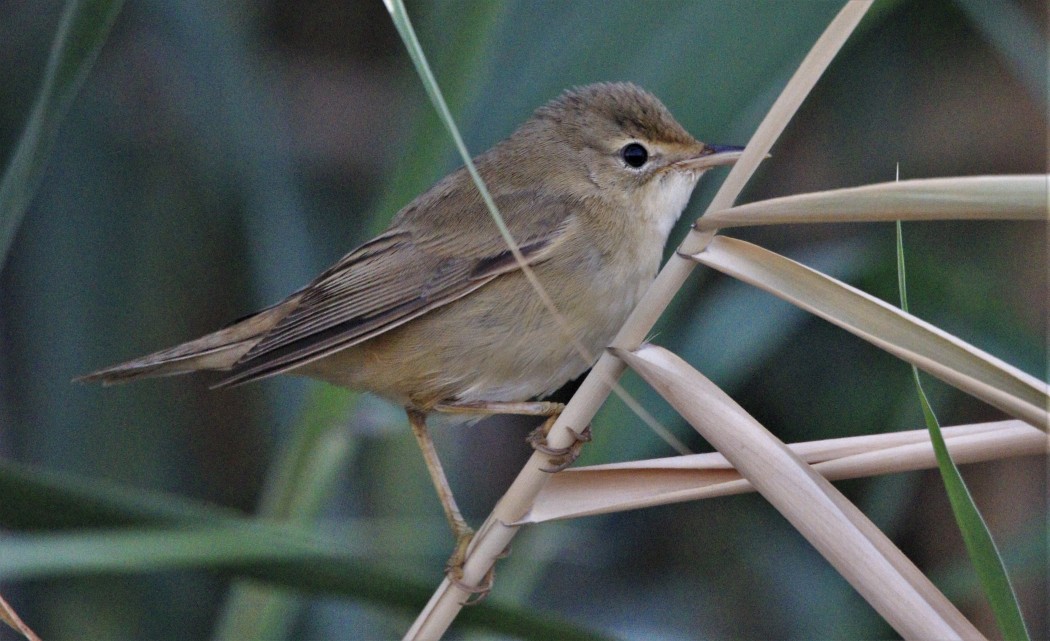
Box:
(0, 0), (1046, 639)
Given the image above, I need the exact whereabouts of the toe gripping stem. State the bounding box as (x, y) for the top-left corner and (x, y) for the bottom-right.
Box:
(445, 539), (511, 606)
(527, 418), (592, 473)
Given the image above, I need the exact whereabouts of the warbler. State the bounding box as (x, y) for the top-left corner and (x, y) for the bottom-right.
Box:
(81, 82), (743, 582)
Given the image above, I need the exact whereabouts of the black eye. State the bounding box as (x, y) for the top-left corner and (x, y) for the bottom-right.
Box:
(620, 142), (649, 168)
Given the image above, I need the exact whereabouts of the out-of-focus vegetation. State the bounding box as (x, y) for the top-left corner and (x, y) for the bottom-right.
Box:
(0, 1), (1045, 639)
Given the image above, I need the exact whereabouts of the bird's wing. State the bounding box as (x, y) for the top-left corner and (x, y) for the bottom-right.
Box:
(217, 192), (575, 387)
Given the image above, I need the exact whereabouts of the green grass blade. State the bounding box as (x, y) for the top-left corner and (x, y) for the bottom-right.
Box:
(896, 223), (1030, 641)
(0, 459), (239, 529)
(383, 0), (591, 350)
(382, 0), (513, 251)
(0, 460), (612, 641)
(0, 526), (370, 580)
(0, 529), (610, 641)
(0, 0), (124, 266)
(370, 1), (506, 233)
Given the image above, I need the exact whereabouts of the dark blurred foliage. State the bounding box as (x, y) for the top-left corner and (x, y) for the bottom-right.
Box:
(0, 0), (1046, 639)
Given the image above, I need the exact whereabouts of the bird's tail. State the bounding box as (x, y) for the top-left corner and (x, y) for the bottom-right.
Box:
(76, 298), (298, 385)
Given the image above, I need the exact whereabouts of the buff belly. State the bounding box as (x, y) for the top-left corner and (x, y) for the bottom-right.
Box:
(298, 255), (654, 410)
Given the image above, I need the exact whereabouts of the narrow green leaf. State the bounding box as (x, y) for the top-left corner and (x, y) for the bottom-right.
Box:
(382, 0), (512, 251)
(0, 458), (239, 530)
(0, 461), (611, 641)
(370, 1), (506, 233)
(0, 529), (608, 641)
(0, 0), (124, 266)
(897, 223), (1030, 641)
(0, 526), (362, 580)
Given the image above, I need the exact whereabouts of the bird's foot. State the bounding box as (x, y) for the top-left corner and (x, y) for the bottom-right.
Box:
(444, 528), (500, 605)
(527, 418), (592, 473)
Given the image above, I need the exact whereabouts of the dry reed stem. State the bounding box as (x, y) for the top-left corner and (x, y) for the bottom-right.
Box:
(0, 593), (41, 641)
(616, 343), (986, 641)
(524, 420), (1047, 522)
(697, 175), (1048, 230)
(690, 236), (1049, 430)
(404, 3), (874, 638)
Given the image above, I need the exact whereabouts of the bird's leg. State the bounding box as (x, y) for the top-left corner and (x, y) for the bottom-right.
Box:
(525, 415), (592, 473)
(422, 399), (586, 601)
(405, 408), (480, 593)
(433, 400), (564, 417)
(434, 400), (591, 472)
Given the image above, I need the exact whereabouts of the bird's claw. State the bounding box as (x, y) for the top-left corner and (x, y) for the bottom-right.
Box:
(445, 532), (508, 605)
(527, 423), (592, 472)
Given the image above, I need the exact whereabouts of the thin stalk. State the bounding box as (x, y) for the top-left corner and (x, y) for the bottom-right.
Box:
(0, 593), (41, 641)
(897, 223), (1030, 641)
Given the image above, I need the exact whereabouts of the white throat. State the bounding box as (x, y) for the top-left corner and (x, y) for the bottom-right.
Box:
(644, 170), (705, 241)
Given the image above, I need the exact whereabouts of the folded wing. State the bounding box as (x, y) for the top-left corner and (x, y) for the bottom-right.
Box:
(218, 188), (576, 386)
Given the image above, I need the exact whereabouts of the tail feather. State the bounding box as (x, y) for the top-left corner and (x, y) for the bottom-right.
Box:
(76, 297), (299, 385)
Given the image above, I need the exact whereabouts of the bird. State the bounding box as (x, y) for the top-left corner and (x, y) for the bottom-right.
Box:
(80, 81), (743, 588)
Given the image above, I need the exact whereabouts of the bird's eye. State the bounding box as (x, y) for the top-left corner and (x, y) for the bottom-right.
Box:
(620, 142), (649, 168)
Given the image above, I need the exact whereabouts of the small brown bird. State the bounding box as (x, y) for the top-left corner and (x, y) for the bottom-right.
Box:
(81, 82), (742, 583)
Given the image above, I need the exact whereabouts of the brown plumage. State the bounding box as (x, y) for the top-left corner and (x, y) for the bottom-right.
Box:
(80, 83), (742, 584)
(80, 82), (740, 413)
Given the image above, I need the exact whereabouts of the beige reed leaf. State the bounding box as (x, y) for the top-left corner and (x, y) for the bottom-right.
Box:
(697, 174), (1049, 230)
(615, 343), (985, 641)
(688, 236), (1049, 431)
(0, 593), (42, 641)
(524, 420), (1047, 523)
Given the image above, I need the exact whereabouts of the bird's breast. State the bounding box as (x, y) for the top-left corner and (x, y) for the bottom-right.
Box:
(316, 216), (668, 409)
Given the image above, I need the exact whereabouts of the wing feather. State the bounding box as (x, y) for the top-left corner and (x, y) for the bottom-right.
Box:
(217, 192), (573, 387)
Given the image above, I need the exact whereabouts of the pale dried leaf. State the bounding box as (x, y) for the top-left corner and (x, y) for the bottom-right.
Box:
(615, 343), (984, 640)
(525, 421), (1046, 523)
(700, 0), (876, 216)
(697, 175), (1049, 230)
(0, 593), (42, 641)
(690, 236), (1049, 430)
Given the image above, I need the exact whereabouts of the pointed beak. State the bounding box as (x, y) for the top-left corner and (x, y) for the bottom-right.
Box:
(676, 143), (746, 171)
